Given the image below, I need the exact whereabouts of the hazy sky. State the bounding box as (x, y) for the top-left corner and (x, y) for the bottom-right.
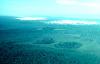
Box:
(0, 0), (100, 19)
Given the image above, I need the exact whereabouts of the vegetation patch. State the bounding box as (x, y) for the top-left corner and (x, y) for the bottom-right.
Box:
(54, 42), (82, 49)
(33, 37), (55, 44)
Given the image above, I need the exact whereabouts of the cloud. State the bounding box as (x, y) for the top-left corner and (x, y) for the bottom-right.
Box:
(55, 0), (100, 17)
(56, 0), (78, 5)
(16, 17), (48, 20)
(47, 20), (98, 25)
(56, 0), (100, 7)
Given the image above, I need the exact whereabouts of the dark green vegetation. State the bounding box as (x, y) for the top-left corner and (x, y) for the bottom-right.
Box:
(0, 41), (100, 64)
(34, 37), (55, 44)
(0, 16), (100, 64)
(0, 41), (66, 64)
(54, 42), (82, 49)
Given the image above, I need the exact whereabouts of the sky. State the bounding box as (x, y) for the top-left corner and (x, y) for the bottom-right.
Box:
(0, 0), (100, 19)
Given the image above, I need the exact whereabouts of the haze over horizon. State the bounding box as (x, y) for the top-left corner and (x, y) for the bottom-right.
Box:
(0, 0), (100, 19)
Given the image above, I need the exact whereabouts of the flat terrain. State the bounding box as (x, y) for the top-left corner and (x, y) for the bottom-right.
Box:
(0, 25), (100, 64)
